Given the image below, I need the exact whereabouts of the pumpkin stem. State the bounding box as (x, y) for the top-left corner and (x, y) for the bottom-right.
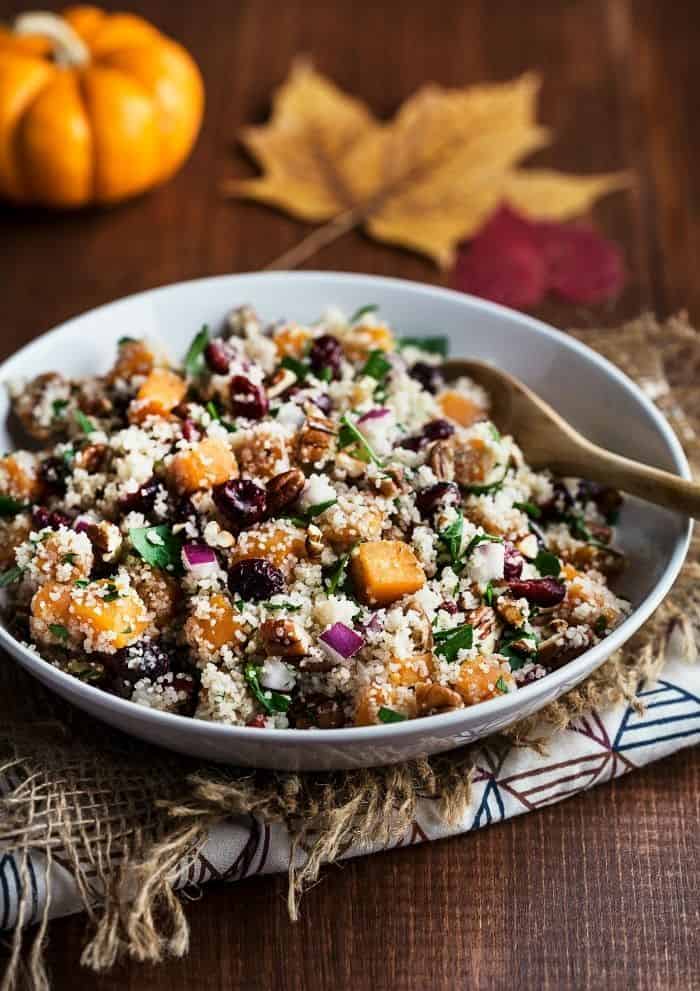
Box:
(13, 11), (90, 67)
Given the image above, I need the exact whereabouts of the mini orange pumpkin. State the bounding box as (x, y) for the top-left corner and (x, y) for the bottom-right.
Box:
(0, 6), (204, 207)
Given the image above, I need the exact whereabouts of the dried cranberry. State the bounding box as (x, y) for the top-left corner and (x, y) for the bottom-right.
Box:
(174, 492), (198, 522)
(577, 480), (623, 522)
(540, 481), (573, 520)
(182, 419), (200, 442)
(229, 558), (285, 601)
(213, 479), (267, 529)
(247, 714), (267, 728)
(172, 673), (198, 715)
(230, 375), (269, 420)
(423, 419), (455, 442)
(409, 362), (444, 395)
(506, 578), (566, 607)
(32, 506), (71, 530)
(415, 481), (460, 518)
(309, 334), (343, 380)
(39, 456), (69, 494)
(119, 477), (161, 514)
(438, 600), (459, 615)
(205, 338), (232, 374)
(503, 541), (524, 580)
(108, 640), (171, 684)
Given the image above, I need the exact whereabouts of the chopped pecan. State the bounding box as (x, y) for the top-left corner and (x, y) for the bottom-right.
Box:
(428, 439), (455, 481)
(266, 368), (296, 398)
(415, 682), (462, 715)
(75, 443), (108, 473)
(266, 468), (305, 515)
(234, 427), (289, 480)
(537, 625), (592, 670)
(260, 618), (310, 659)
(295, 412), (337, 465)
(494, 593), (528, 628)
(467, 605), (498, 642)
(453, 441), (496, 487)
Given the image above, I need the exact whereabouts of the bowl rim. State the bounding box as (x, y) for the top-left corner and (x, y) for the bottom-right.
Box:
(0, 270), (692, 748)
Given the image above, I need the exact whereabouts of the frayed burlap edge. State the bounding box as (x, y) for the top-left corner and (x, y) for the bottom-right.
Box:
(2, 314), (700, 990)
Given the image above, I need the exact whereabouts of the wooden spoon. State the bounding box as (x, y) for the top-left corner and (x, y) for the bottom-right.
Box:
(444, 358), (700, 518)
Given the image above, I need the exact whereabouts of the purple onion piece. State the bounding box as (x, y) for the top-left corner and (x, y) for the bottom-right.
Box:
(319, 622), (365, 664)
(506, 578), (566, 607)
(503, 541), (524, 580)
(358, 612), (383, 636)
(357, 407), (391, 425)
(182, 542), (218, 577)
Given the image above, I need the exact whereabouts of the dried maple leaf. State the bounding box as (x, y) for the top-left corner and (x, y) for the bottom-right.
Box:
(222, 62), (627, 269)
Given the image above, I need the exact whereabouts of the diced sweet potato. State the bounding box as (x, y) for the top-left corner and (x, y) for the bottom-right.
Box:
(129, 368), (187, 422)
(387, 652), (434, 687)
(69, 579), (150, 651)
(126, 560), (180, 628)
(274, 324), (312, 358)
(350, 540), (425, 606)
(564, 572), (622, 627)
(453, 656), (514, 705)
(30, 582), (73, 645)
(32, 530), (93, 584)
(0, 453), (43, 501)
(184, 593), (248, 657)
(439, 390), (486, 427)
(233, 426), (289, 481)
(168, 436), (237, 493)
(354, 683), (417, 725)
(319, 502), (384, 552)
(343, 325), (395, 362)
(108, 338), (156, 382)
(230, 521), (307, 576)
(453, 437), (496, 486)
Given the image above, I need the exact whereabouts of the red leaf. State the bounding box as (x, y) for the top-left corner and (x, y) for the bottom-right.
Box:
(453, 205), (626, 309)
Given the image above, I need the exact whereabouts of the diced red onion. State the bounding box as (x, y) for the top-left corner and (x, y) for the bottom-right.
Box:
(357, 407), (390, 425)
(73, 516), (91, 534)
(182, 542), (218, 578)
(319, 622), (365, 664)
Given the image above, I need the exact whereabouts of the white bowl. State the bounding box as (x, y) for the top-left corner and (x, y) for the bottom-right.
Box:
(0, 273), (691, 770)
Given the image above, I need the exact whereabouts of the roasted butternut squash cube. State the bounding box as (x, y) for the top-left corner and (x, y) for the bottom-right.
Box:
(69, 579), (150, 651)
(274, 324), (312, 358)
(354, 683), (417, 726)
(109, 338), (156, 382)
(129, 368), (187, 422)
(230, 521), (307, 576)
(453, 656), (514, 705)
(343, 325), (395, 362)
(319, 502), (385, 552)
(184, 593), (248, 657)
(0, 452), (43, 501)
(350, 540), (425, 606)
(32, 529), (93, 584)
(438, 390), (486, 427)
(126, 560), (180, 628)
(30, 582), (73, 645)
(387, 652), (434, 687)
(168, 436), (237, 493)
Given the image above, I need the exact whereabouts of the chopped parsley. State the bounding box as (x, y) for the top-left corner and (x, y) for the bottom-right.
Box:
(244, 663), (290, 714)
(498, 628), (537, 669)
(129, 524), (183, 572)
(283, 499), (337, 527)
(0, 495), (29, 518)
(533, 549), (561, 577)
(117, 336), (136, 347)
(338, 413), (384, 466)
(463, 466), (509, 496)
(74, 578), (90, 588)
(513, 500), (542, 519)
(378, 706), (406, 723)
(483, 581), (495, 606)
(438, 512), (464, 569)
(398, 335), (449, 356)
(434, 623), (474, 662)
(324, 549), (353, 595)
(184, 325), (210, 378)
(49, 623), (69, 642)
(74, 409), (95, 435)
(464, 532), (503, 559)
(488, 423), (501, 442)
(350, 303), (378, 323)
(0, 565), (23, 588)
(281, 355), (310, 381)
(361, 349), (391, 382)
(495, 676), (509, 694)
(101, 583), (120, 603)
(52, 399), (69, 420)
(206, 400), (237, 433)
(319, 367), (333, 383)
(594, 615), (608, 636)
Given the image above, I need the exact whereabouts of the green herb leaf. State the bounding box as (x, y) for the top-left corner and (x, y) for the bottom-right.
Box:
(184, 325), (210, 377)
(101, 583), (120, 603)
(594, 615), (608, 636)
(52, 399), (69, 419)
(305, 499), (337, 519)
(438, 512), (464, 569)
(483, 581), (495, 606)
(534, 549), (561, 577)
(74, 578), (90, 588)
(463, 466), (509, 496)
(129, 524), (183, 572)
(513, 500), (542, 519)
(66, 659), (104, 683)
(264, 601), (302, 612)
(0, 495), (29, 518)
(338, 414), (384, 466)
(74, 409), (95, 435)
(488, 422), (501, 442)
(361, 349), (391, 381)
(378, 706), (407, 723)
(495, 676), (509, 694)
(62, 447), (75, 467)
(49, 623), (69, 642)
(434, 623), (474, 662)
(324, 549), (352, 595)
(350, 303), (378, 323)
(319, 366), (333, 383)
(497, 628), (537, 669)
(398, 335), (449, 356)
(206, 400), (221, 421)
(244, 663), (290, 714)
(281, 355), (309, 381)
(464, 532), (503, 559)
(0, 565), (23, 588)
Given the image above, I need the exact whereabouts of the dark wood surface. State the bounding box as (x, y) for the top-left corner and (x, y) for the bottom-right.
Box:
(1, 1), (699, 988)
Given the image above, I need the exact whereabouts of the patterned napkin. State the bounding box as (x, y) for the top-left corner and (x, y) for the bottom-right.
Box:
(2, 654), (697, 931)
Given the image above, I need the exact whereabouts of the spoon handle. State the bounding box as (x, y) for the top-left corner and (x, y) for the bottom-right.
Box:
(548, 443), (700, 519)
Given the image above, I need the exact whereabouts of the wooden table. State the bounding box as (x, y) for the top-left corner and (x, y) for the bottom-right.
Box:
(1, 1), (698, 988)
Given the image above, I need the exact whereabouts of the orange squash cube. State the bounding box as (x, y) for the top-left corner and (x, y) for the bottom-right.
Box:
(387, 652), (434, 687)
(453, 656), (514, 706)
(69, 579), (150, 651)
(109, 338), (156, 382)
(438, 390), (486, 427)
(184, 593), (249, 657)
(350, 540), (426, 606)
(230, 521), (307, 576)
(274, 324), (312, 358)
(343, 325), (395, 362)
(129, 367), (187, 421)
(30, 582), (73, 644)
(354, 683), (417, 725)
(0, 453), (43, 502)
(168, 436), (237, 493)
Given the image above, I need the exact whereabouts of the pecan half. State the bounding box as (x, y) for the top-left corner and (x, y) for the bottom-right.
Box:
(75, 443), (108, 473)
(428, 439), (455, 481)
(467, 605), (498, 642)
(494, 594), (528, 628)
(537, 625), (592, 670)
(295, 412), (337, 465)
(415, 682), (462, 715)
(260, 618), (310, 659)
(266, 468), (305, 515)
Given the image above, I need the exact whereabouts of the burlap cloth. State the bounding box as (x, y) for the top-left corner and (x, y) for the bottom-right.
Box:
(1, 315), (699, 990)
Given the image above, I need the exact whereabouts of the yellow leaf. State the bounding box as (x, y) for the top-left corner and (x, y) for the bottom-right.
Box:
(223, 63), (627, 268)
(503, 169), (630, 221)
